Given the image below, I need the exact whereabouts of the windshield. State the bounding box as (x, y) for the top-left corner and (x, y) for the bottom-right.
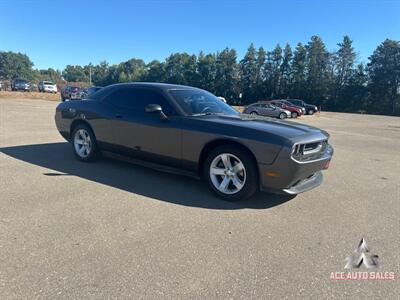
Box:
(15, 79), (27, 84)
(290, 100), (303, 105)
(44, 81), (53, 85)
(168, 89), (239, 116)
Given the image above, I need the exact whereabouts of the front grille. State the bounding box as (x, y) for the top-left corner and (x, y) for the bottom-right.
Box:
(292, 140), (328, 162)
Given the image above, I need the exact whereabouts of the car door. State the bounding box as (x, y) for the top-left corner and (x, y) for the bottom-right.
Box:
(103, 86), (182, 167)
(259, 104), (276, 116)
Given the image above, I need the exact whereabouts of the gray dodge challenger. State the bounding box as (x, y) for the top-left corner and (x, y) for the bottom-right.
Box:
(55, 83), (333, 201)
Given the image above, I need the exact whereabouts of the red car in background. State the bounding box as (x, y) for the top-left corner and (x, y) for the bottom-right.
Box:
(61, 85), (81, 101)
(263, 100), (304, 118)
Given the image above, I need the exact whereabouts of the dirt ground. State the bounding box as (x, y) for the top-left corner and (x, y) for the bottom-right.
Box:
(0, 91), (60, 101)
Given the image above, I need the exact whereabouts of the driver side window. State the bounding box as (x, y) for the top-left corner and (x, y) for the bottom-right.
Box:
(105, 88), (176, 116)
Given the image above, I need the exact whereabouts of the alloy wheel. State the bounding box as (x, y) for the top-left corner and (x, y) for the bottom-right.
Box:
(209, 153), (246, 195)
(74, 129), (92, 158)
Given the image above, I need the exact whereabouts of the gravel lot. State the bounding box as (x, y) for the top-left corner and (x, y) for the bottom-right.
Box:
(1, 98), (399, 299)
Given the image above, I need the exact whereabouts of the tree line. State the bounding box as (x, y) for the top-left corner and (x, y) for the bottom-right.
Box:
(0, 36), (399, 115)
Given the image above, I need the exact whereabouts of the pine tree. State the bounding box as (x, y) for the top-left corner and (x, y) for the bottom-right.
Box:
(291, 43), (307, 99)
(333, 36), (356, 108)
(279, 43), (293, 97)
(239, 43), (258, 103)
(197, 51), (217, 92)
(215, 48), (239, 102)
(255, 47), (266, 100)
(306, 36), (329, 105)
(367, 39), (400, 114)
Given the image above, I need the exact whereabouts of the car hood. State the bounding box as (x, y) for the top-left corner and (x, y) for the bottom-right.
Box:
(197, 113), (329, 141)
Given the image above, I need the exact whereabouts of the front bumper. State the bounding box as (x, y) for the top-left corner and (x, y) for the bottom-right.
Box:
(14, 86), (30, 91)
(258, 144), (333, 194)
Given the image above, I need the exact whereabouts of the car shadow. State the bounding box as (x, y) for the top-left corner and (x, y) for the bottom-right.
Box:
(0, 142), (296, 210)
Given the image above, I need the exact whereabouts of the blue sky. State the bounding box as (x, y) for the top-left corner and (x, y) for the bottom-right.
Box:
(0, 0), (399, 70)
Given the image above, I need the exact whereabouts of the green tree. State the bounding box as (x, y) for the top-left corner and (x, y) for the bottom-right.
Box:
(333, 36), (357, 109)
(254, 47), (266, 100)
(290, 43), (307, 99)
(305, 36), (329, 106)
(367, 39), (400, 114)
(0, 51), (35, 80)
(118, 58), (146, 82)
(92, 61), (110, 86)
(263, 44), (282, 98)
(144, 60), (166, 82)
(340, 63), (368, 112)
(279, 43), (293, 97)
(165, 53), (197, 85)
(196, 52), (217, 92)
(62, 65), (88, 82)
(239, 43), (258, 103)
(215, 48), (239, 102)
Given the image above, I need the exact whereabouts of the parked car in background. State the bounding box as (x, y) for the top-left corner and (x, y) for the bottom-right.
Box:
(80, 86), (103, 99)
(0, 81), (2, 91)
(55, 82), (333, 201)
(277, 100), (306, 115)
(243, 102), (291, 119)
(38, 81), (58, 93)
(286, 99), (318, 115)
(61, 85), (81, 101)
(265, 100), (303, 118)
(11, 79), (30, 92)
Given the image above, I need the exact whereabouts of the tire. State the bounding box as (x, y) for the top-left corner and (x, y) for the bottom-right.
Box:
(308, 109), (314, 115)
(291, 112), (298, 118)
(71, 124), (100, 162)
(250, 111), (258, 115)
(203, 145), (258, 201)
(61, 95), (65, 102)
(279, 112), (286, 119)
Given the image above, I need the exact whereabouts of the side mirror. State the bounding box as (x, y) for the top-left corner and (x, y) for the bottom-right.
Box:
(145, 104), (162, 113)
(145, 104), (168, 120)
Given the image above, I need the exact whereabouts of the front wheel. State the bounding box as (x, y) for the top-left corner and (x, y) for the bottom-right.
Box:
(250, 111), (258, 115)
(71, 124), (100, 162)
(279, 112), (287, 119)
(308, 109), (314, 115)
(204, 146), (258, 201)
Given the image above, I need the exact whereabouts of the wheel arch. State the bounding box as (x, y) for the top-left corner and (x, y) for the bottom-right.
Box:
(70, 119), (96, 141)
(198, 139), (259, 178)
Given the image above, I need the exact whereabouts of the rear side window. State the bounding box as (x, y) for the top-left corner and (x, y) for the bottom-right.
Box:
(105, 88), (176, 115)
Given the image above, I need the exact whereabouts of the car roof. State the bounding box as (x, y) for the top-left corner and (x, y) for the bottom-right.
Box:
(107, 82), (202, 92)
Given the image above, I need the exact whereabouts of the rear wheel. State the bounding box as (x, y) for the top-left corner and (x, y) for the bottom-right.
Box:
(71, 124), (100, 162)
(204, 146), (258, 201)
(291, 112), (298, 118)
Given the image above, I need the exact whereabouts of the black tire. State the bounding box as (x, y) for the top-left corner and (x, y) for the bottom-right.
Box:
(71, 124), (100, 162)
(308, 109), (314, 115)
(250, 111), (258, 115)
(279, 112), (286, 119)
(291, 112), (298, 118)
(61, 95), (65, 102)
(203, 145), (258, 201)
